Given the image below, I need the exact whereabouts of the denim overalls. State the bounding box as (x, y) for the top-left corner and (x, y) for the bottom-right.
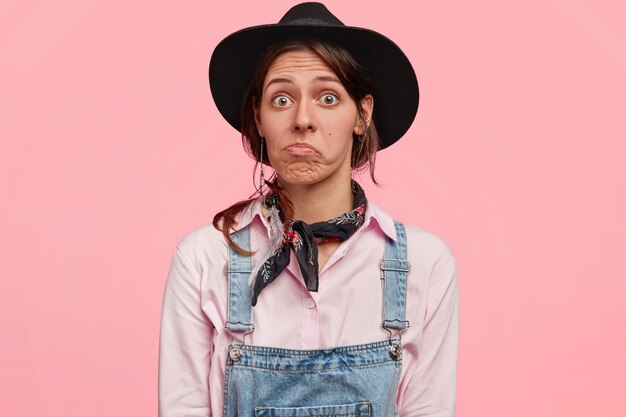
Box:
(223, 220), (411, 417)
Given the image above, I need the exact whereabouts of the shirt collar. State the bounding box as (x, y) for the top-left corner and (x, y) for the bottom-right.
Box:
(230, 197), (398, 241)
(363, 200), (398, 241)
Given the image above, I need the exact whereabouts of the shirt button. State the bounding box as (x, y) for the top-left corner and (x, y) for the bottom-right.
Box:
(305, 298), (316, 309)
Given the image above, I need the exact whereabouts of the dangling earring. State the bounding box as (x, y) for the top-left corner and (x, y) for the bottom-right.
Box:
(259, 137), (265, 200)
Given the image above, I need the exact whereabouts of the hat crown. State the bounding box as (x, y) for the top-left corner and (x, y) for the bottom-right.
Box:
(278, 2), (345, 27)
(209, 2), (419, 150)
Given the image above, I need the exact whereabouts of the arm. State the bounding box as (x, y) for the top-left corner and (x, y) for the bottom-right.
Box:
(400, 250), (460, 417)
(159, 245), (213, 417)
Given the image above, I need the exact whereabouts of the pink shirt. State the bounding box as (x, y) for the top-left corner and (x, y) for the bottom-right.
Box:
(158, 198), (459, 417)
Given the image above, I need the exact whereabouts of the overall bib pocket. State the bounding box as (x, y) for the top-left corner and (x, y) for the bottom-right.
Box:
(254, 401), (371, 417)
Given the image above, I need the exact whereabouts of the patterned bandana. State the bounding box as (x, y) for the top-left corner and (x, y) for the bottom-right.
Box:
(251, 179), (367, 306)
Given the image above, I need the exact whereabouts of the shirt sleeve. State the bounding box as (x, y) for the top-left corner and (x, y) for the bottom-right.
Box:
(159, 245), (213, 417)
(400, 249), (460, 417)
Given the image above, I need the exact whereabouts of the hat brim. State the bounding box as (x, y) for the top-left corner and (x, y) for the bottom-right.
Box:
(209, 24), (419, 150)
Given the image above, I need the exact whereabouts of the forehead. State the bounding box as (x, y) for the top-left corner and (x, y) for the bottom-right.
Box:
(265, 50), (336, 81)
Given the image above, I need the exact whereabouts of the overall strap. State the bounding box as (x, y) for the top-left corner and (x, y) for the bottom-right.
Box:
(225, 225), (255, 332)
(380, 220), (411, 330)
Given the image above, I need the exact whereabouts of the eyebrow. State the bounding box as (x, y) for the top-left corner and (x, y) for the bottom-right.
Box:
(263, 75), (342, 93)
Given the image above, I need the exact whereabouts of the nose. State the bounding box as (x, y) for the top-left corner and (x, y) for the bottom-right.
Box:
(292, 100), (316, 133)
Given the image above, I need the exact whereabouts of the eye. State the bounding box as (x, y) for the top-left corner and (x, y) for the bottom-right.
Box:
(271, 95), (293, 107)
(319, 92), (339, 105)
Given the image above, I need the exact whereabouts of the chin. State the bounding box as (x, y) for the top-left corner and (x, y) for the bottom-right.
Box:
(277, 163), (326, 185)
(279, 174), (323, 186)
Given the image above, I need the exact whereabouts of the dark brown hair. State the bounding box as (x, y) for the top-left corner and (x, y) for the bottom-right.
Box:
(212, 39), (381, 255)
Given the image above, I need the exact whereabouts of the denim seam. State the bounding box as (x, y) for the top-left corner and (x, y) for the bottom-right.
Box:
(222, 362), (231, 417)
(227, 359), (400, 373)
(254, 401), (372, 417)
(227, 339), (400, 356)
(392, 361), (403, 417)
(258, 413), (361, 417)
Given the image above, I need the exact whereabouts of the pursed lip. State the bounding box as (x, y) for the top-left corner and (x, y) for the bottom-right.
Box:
(283, 143), (319, 153)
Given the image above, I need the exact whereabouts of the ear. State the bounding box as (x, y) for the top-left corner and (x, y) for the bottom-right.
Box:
(353, 94), (374, 135)
(253, 96), (263, 137)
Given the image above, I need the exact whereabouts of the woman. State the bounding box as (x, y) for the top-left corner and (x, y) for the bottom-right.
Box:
(159, 3), (459, 417)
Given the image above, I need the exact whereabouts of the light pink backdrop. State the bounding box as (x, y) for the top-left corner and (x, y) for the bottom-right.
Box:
(1, 1), (624, 416)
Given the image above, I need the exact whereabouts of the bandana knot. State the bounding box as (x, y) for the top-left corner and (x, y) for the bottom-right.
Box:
(250, 180), (368, 306)
(283, 224), (299, 245)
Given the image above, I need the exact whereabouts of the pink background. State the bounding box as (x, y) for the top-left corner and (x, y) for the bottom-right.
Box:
(1, 1), (624, 416)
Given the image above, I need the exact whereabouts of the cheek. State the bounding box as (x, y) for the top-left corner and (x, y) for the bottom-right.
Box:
(259, 110), (291, 139)
(327, 106), (358, 130)
(266, 143), (281, 165)
(263, 136), (292, 168)
(323, 112), (358, 147)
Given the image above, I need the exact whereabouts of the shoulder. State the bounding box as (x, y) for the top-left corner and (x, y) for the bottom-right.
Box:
(176, 222), (226, 253)
(368, 200), (457, 285)
(368, 200), (456, 267)
(172, 223), (229, 273)
(173, 199), (260, 268)
(403, 224), (456, 268)
(400, 223), (458, 293)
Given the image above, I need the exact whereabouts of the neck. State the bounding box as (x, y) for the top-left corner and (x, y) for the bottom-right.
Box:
(278, 172), (354, 224)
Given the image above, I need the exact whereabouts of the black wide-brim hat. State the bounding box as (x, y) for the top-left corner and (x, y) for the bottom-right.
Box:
(209, 2), (419, 150)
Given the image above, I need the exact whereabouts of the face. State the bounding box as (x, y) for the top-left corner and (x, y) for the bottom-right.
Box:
(254, 49), (373, 187)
